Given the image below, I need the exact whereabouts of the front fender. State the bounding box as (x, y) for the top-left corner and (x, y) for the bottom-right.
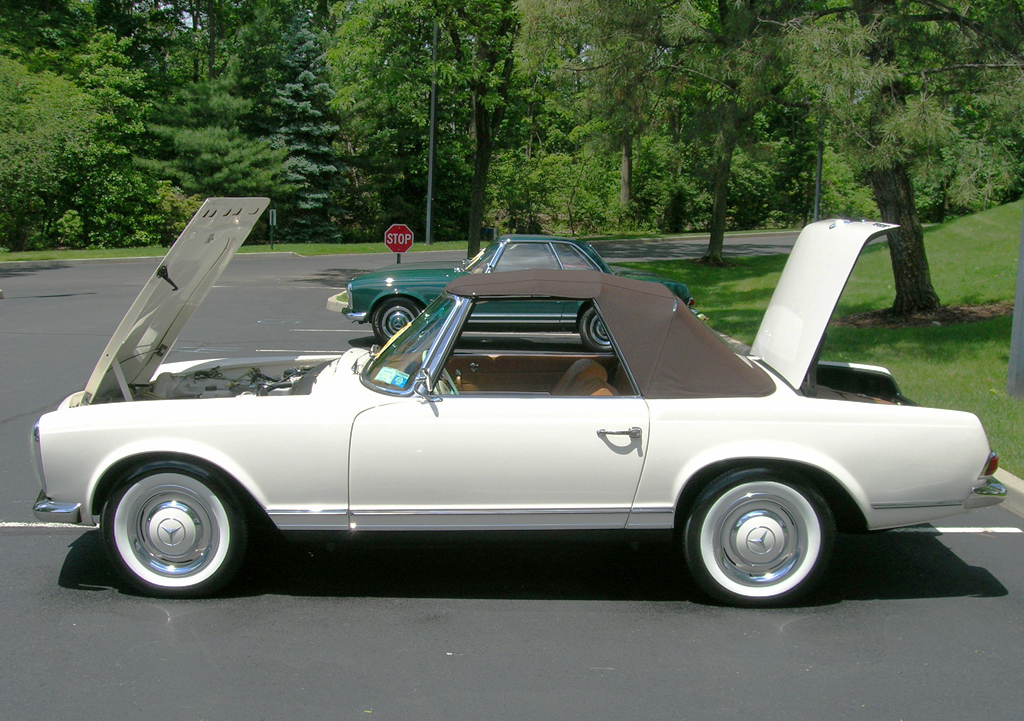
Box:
(85, 437), (269, 518)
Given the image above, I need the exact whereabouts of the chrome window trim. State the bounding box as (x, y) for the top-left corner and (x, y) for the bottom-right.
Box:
(551, 242), (600, 271)
(359, 294), (469, 398)
(431, 391), (643, 400)
(590, 301), (641, 395)
(491, 240), (560, 273)
(420, 295), (472, 389)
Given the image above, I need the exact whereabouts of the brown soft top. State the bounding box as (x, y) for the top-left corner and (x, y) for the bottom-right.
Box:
(445, 270), (776, 399)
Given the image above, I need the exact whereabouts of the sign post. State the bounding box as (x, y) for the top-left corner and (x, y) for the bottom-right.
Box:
(384, 223), (414, 264)
(268, 208), (277, 250)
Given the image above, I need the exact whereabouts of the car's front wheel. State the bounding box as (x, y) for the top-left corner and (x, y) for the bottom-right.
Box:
(683, 468), (834, 607)
(102, 460), (248, 598)
(371, 297), (423, 343)
(579, 305), (612, 352)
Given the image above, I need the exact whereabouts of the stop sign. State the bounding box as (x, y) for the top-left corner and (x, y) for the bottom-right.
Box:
(384, 223), (414, 253)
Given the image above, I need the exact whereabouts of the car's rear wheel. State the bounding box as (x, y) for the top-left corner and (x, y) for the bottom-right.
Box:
(102, 460), (248, 598)
(579, 306), (612, 352)
(683, 468), (834, 607)
(371, 297), (423, 343)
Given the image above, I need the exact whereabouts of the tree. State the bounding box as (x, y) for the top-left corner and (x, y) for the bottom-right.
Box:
(139, 72), (291, 199)
(0, 57), (96, 250)
(332, 0), (519, 253)
(522, 1), (815, 261)
(791, 0), (1024, 314)
(271, 11), (344, 243)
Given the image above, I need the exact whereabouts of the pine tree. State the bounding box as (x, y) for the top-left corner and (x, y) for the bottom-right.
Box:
(139, 70), (291, 200)
(271, 12), (343, 243)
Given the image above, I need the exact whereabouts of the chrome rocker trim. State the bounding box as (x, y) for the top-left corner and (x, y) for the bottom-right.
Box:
(871, 500), (964, 510)
(33, 490), (82, 524)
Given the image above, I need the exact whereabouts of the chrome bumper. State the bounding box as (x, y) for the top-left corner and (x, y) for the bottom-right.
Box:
(326, 291), (367, 322)
(964, 478), (1007, 509)
(33, 490), (82, 524)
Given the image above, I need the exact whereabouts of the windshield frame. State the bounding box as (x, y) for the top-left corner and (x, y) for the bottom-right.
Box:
(463, 242), (501, 273)
(360, 293), (469, 396)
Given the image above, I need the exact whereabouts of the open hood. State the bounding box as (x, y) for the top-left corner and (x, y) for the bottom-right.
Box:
(80, 197), (269, 405)
(750, 219), (897, 390)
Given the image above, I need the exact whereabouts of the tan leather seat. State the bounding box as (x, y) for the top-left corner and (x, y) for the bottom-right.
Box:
(552, 359), (617, 396)
(573, 375), (618, 396)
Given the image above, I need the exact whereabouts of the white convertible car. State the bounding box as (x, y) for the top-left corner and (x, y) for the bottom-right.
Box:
(31, 198), (1005, 606)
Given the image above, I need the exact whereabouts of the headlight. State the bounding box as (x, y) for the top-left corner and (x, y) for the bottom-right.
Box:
(30, 419), (46, 492)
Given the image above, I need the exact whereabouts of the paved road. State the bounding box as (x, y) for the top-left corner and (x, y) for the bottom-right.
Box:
(2, 250), (1023, 721)
(589, 230), (801, 261)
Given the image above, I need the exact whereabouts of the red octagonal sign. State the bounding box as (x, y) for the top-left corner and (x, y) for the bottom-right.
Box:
(384, 223), (414, 253)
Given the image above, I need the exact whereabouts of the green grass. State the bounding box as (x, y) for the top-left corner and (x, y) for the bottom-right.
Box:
(624, 202), (1024, 477)
(0, 240), (469, 262)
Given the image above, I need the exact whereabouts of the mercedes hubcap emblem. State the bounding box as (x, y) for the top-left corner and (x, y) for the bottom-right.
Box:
(157, 519), (186, 546)
(745, 527), (775, 555)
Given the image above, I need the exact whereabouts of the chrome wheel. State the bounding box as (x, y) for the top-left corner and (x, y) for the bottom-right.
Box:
(684, 470), (834, 606)
(579, 306), (612, 352)
(372, 297), (423, 343)
(103, 462), (247, 597)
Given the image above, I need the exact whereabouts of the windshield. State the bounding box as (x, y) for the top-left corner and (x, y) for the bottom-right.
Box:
(362, 296), (458, 393)
(463, 242), (500, 274)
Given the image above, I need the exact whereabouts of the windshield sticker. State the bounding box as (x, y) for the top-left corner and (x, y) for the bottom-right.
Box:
(374, 367), (397, 384)
(373, 367), (410, 388)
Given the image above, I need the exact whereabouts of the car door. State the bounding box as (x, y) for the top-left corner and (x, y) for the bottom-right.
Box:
(347, 394), (649, 530)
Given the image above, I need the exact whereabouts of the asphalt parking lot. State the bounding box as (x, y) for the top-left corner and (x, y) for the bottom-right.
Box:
(2, 248), (1023, 721)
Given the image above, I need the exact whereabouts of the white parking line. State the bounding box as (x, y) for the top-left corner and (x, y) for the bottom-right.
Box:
(893, 527), (1022, 533)
(0, 522), (96, 529)
(256, 349), (344, 353)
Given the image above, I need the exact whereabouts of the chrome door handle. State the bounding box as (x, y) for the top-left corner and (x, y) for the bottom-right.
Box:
(597, 427), (642, 439)
(469, 362), (479, 372)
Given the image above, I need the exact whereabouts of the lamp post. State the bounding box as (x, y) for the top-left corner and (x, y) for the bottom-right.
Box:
(425, 22), (439, 245)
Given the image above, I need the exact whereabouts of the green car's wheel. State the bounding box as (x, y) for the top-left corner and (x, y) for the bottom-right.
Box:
(683, 468), (834, 607)
(372, 297), (423, 343)
(579, 306), (612, 352)
(102, 460), (248, 598)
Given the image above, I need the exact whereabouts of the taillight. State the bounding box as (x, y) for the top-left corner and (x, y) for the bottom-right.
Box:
(982, 452), (999, 477)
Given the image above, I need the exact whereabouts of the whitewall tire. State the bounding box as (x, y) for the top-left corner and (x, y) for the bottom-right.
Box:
(102, 461), (248, 598)
(684, 469), (835, 607)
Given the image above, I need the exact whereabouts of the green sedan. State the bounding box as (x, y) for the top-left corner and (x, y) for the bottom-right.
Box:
(330, 235), (694, 350)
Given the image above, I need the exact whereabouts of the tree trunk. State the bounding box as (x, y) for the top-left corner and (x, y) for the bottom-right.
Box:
(869, 163), (940, 314)
(620, 134), (632, 208)
(207, 0), (216, 80)
(702, 120), (737, 264)
(466, 99), (493, 258)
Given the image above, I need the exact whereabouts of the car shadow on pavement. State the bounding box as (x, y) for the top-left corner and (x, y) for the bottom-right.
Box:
(57, 527), (1006, 605)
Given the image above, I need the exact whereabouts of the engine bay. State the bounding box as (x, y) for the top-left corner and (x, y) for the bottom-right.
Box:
(137, 361), (333, 400)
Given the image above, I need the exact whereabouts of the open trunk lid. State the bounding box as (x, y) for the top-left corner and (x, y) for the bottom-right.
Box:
(751, 219), (897, 390)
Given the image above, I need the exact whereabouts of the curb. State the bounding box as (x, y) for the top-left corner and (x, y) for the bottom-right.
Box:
(995, 468), (1024, 519)
(327, 293), (346, 313)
